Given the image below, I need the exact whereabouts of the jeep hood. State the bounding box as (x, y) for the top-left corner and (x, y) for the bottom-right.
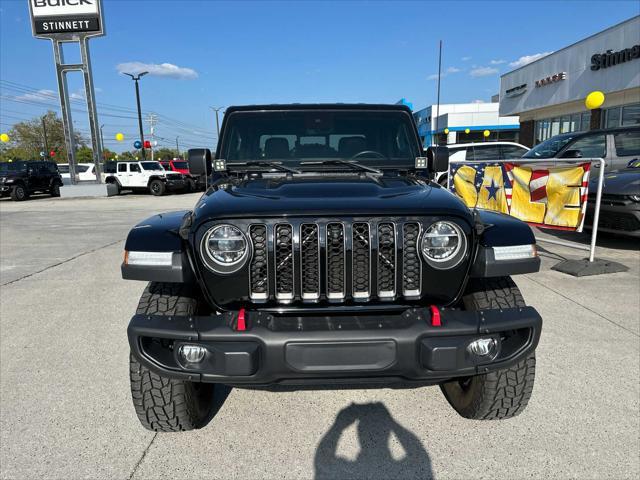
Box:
(192, 175), (472, 221)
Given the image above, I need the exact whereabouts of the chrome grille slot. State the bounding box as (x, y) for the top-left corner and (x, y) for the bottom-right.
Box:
(249, 225), (268, 299)
(326, 223), (345, 299)
(274, 224), (294, 301)
(246, 219), (424, 304)
(352, 222), (370, 299)
(300, 224), (320, 300)
(402, 223), (421, 296)
(377, 222), (396, 298)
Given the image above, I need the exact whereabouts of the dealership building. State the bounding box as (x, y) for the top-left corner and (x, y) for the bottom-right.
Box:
(499, 16), (640, 147)
(412, 102), (520, 147)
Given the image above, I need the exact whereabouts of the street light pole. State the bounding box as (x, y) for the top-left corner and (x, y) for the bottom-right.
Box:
(209, 106), (224, 137)
(42, 116), (49, 160)
(123, 71), (148, 160)
(99, 124), (105, 161)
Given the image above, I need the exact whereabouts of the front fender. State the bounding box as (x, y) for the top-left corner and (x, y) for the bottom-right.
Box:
(471, 209), (540, 277)
(122, 210), (194, 283)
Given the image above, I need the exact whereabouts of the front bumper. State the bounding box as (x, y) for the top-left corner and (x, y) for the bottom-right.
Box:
(128, 306), (542, 386)
(585, 197), (640, 237)
(164, 178), (186, 191)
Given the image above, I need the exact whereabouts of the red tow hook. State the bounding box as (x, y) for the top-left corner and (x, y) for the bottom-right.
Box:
(429, 305), (441, 327)
(236, 308), (247, 331)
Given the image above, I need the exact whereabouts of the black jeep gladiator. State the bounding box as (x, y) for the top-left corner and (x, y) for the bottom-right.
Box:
(122, 104), (542, 432)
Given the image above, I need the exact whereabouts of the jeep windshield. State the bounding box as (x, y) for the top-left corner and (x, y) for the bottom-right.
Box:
(140, 162), (163, 171)
(220, 109), (420, 171)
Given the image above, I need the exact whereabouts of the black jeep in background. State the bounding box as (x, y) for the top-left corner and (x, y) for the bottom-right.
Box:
(122, 104), (543, 432)
(0, 160), (63, 201)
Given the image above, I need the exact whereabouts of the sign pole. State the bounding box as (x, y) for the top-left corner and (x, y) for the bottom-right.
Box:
(52, 40), (79, 185)
(80, 37), (103, 182)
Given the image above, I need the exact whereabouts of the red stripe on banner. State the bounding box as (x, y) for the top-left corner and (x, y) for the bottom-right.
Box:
(525, 221), (579, 231)
(582, 181), (589, 187)
(530, 188), (547, 202)
(530, 169), (549, 181)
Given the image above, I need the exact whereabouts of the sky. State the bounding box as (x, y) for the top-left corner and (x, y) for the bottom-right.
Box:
(1, 0), (639, 153)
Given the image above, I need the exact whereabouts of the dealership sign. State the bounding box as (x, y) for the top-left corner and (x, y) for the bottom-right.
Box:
(535, 72), (566, 88)
(591, 45), (640, 71)
(28, 0), (104, 38)
(450, 162), (592, 231)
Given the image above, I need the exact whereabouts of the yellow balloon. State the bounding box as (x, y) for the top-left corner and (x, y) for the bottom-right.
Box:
(444, 128), (450, 135)
(585, 91), (605, 110)
(465, 128), (470, 134)
(483, 130), (490, 137)
(0, 133), (9, 143)
(115, 132), (124, 142)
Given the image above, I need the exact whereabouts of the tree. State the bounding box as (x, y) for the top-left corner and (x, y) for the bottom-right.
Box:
(2, 111), (85, 162)
(153, 148), (179, 160)
(76, 146), (94, 163)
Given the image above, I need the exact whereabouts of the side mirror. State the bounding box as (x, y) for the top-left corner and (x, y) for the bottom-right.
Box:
(187, 148), (212, 176)
(426, 146), (449, 172)
(562, 149), (583, 159)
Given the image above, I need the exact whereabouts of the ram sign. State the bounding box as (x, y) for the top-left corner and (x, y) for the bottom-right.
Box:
(449, 162), (592, 231)
(28, 0), (104, 38)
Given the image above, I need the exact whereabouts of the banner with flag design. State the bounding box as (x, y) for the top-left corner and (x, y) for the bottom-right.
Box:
(449, 162), (592, 231)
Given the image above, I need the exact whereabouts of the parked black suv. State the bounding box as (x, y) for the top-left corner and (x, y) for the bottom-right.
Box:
(122, 104), (542, 432)
(0, 160), (63, 201)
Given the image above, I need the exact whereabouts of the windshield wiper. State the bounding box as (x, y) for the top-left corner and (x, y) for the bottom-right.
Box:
(300, 159), (382, 174)
(233, 161), (301, 174)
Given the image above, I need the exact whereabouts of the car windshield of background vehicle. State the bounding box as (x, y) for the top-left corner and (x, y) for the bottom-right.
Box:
(524, 133), (577, 158)
(0, 162), (27, 172)
(140, 162), (163, 171)
(221, 110), (420, 169)
(172, 161), (188, 169)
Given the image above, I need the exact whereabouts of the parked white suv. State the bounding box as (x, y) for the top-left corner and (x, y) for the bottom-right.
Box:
(105, 161), (186, 196)
(434, 141), (529, 185)
(59, 163), (103, 182)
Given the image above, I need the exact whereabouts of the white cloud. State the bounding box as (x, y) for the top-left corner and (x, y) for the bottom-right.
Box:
(461, 56), (472, 61)
(427, 66), (462, 80)
(14, 89), (57, 102)
(509, 51), (553, 68)
(471, 99), (485, 104)
(116, 62), (198, 80)
(470, 66), (499, 77)
(490, 59), (506, 65)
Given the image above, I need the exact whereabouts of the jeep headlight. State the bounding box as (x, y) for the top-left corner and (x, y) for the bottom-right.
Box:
(421, 221), (466, 269)
(201, 224), (249, 273)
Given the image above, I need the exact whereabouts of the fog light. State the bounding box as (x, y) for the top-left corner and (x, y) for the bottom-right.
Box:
(178, 344), (206, 363)
(468, 338), (497, 357)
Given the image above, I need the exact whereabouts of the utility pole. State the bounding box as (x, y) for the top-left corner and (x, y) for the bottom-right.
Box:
(435, 40), (442, 146)
(175, 136), (180, 158)
(41, 116), (49, 160)
(209, 106), (224, 137)
(147, 113), (157, 161)
(123, 71), (148, 159)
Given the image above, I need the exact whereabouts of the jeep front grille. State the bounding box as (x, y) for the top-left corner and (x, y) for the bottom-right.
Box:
(248, 220), (423, 303)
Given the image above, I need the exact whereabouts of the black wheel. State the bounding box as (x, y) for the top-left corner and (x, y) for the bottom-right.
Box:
(130, 282), (216, 432)
(10, 184), (28, 201)
(440, 277), (536, 420)
(437, 174), (448, 187)
(50, 183), (60, 197)
(149, 179), (165, 196)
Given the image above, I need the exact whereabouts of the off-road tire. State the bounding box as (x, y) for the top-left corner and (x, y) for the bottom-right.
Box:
(440, 277), (536, 420)
(10, 184), (28, 201)
(50, 183), (60, 197)
(149, 179), (165, 196)
(130, 282), (215, 432)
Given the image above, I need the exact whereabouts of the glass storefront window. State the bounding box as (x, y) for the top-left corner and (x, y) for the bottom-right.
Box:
(551, 118), (560, 137)
(570, 114), (580, 132)
(561, 116), (570, 133)
(621, 104), (640, 126)
(605, 108), (621, 128)
(581, 112), (591, 131)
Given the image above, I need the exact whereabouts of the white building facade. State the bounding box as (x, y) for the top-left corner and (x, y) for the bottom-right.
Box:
(499, 16), (640, 146)
(413, 103), (520, 147)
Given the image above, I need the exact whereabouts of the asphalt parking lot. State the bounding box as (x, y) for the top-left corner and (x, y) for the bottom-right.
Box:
(1, 193), (638, 480)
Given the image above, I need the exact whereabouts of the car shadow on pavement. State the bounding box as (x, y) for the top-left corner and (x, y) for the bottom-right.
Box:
(314, 402), (433, 480)
(534, 226), (640, 252)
